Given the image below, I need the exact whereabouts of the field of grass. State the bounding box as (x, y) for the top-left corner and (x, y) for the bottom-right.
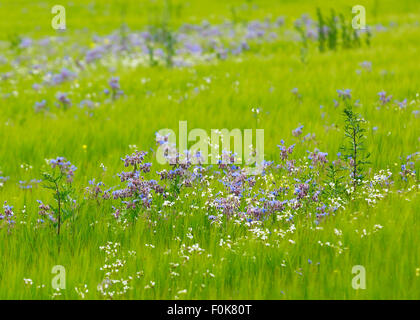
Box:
(0, 0), (419, 300)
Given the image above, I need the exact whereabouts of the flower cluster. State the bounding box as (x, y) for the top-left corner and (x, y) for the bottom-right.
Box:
(49, 157), (77, 183)
(36, 200), (56, 224)
(337, 89), (352, 100)
(1, 201), (15, 226)
(91, 125), (403, 230)
(107, 77), (124, 100)
(400, 152), (419, 181)
(19, 179), (42, 190)
(97, 242), (140, 299)
(110, 151), (165, 219)
(56, 92), (71, 109)
(378, 91), (392, 105)
(85, 179), (111, 200)
(292, 125), (304, 137)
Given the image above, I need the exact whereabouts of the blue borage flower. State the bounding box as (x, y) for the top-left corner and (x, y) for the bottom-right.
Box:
(56, 92), (71, 108)
(108, 77), (124, 100)
(292, 125), (304, 137)
(399, 152), (419, 181)
(337, 89), (351, 100)
(378, 91), (392, 105)
(395, 98), (407, 109)
(19, 179), (42, 189)
(49, 157), (77, 183)
(1, 202), (14, 222)
(36, 200), (55, 224)
(34, 100), (47, 112)
(50, 68), (76, 86)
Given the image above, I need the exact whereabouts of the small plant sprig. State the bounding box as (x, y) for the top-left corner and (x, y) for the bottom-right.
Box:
(145, 30), (158, 67)
(316, 8), (327, 52)
(324, 155), (346, 197)
(315, 8), (367, 53)
(340, 102), (370, 191)
(160, 24), (176, 67)
(326, 9), (338, 50)
(0, 201), (15, 233)
(294, 19), (309, 64)
(150, 0), (177, 68)
(40, 157), (77, 236)
(8, 33), (22, 54)
(108, 77), (124, 100)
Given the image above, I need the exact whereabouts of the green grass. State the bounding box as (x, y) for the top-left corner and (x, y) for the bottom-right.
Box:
(0, 0), (419, 299)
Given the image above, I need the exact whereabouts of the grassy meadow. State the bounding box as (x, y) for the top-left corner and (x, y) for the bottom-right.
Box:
(0, 0), (419, 299)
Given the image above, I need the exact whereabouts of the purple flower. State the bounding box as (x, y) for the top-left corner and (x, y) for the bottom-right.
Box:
(109, 77), (120, 90)
(396, 98), (407, 109)
(378, 91), (392, 105)
(292, 125), (304, 137)
(51, 68), (76, 85)
(79, 99), (95, 108)
(1, 201), (15, 225)
(20, 37), (32, 48)
(277, 141), (295, 161)
(308, 149), (328, 165)
(85, 46), (106, 63)
(185, 43), (202, 55)
(34, 100), (47, 112)
(337, 89), (351, 100)
(359, 61), (372, 71)
(49, 157), (77, 182)
(109, 77), (123, 99)
(56, 92), (71, 108)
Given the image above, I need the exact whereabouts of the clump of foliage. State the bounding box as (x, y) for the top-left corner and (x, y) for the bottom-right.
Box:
(341, 104), (370, 191)
(296, 8), (372, 56)
(39, 157), (78, 236)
